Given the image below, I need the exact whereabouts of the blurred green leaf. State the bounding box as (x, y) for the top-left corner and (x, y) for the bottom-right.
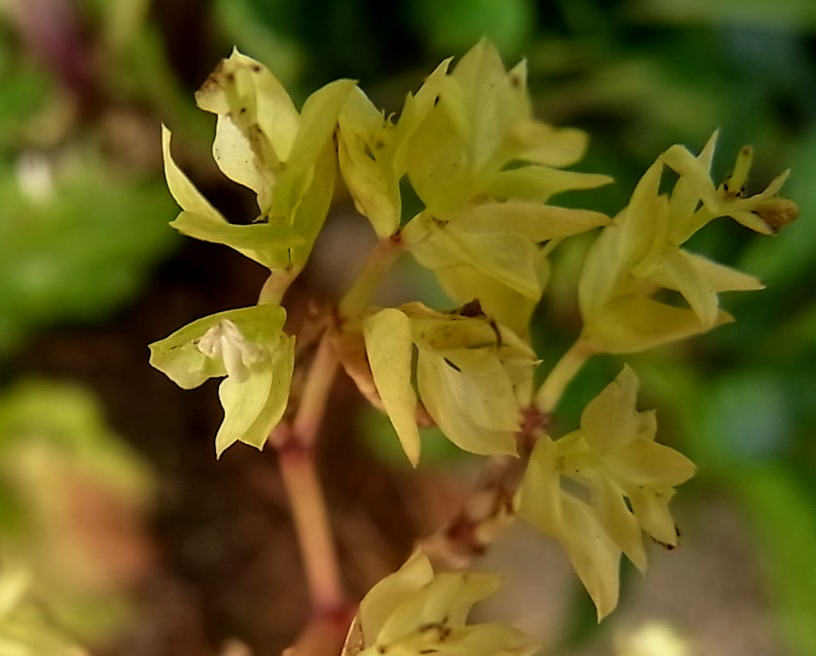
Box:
(731, 465), (816, 656)
(408, 0), (536, 57)
(360, 405), (471, 468)
(700, 370), (793, 460)
(0, 61), (55, 148)
(0, 153), (178, 354)
(0, 378), (153, 643)
(739, 128), (816, 289)
(627, 0), (816, 30)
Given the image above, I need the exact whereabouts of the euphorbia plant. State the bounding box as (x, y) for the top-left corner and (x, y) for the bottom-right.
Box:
(150, 39), (797, 656)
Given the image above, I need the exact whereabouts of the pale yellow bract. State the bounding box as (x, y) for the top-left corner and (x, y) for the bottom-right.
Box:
(341, 551), (539, 656)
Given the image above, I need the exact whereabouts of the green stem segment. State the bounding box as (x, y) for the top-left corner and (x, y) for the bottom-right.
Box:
(258, 267), (298, 305)
(535, 336), (595, 414)
(337, 233), (404, 320)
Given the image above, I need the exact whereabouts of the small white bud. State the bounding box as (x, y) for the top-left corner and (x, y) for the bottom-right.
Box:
(197, 320), (266, 382)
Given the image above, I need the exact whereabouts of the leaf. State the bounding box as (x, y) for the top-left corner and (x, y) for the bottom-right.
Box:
(730, 465), (816, 656)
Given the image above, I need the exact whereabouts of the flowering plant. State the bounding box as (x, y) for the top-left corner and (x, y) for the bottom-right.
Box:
(150, 39), (798, 655)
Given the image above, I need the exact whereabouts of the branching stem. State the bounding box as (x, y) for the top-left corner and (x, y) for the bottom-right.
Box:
(535, 336), (595, 413)
(258, 267), (298, 305)
(337, 233), (404, 320)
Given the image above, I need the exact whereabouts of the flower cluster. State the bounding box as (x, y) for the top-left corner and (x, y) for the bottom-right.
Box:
(338, 39), (612, 333)
(362, 301), (537, 464)
(517, 367), (696, 618)
(149, 305), (294, 456)
(163, 49), (354, 274)
(579, 132), (795, 353)
(341, 550), (538, 656)
(150, 38), (798, 631)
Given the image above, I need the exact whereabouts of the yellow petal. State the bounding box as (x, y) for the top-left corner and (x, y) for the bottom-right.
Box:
(416, 350), (517, 456)
(357, 551), (434, 645)
(211, 113), (273, 206)
(148, 305), (287, 389)
(580, 365), (647, 451)
(196, 49), (299, 162)
(337, 88), (401, 237)
(454, 201), (610, 242)
(582, 295), (732, 354)
(405, 215), (543, 299)
(559, 494), (622, 621)
(685, 252), (765, 292)
(427, 348), (522, 433)
(392, 57), (452, 175)
(286, 79), (356, 170)
(435, 263), (542, 337)
(516, 434), (564, 537)
(610, 441), (697, 489)
(502, 121), (589, 168)
(628, 487), (680, 545)
(170, 211), (302, 270)
(215, 333), (293, 456)
(487, 166), (613, 203)
(363, 309), (422, 466)
(162, 125), (226, 224)
(377, 570), (500, 644)
(645, 249), (720, 329)
(593, 477), (647, 572)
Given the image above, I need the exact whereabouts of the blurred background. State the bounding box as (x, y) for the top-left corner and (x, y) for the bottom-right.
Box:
(1, 0), (815, 654)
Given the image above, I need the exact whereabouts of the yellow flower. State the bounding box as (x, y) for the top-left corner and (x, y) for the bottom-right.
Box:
(579, 155), (765, 354)
(404, 201), (610, 334)
(403, 39), (610, 215)
(661, 132), (798, 239)
(517, 367), (695, 619)
(516, 432), (622, 620)
(341, 551), (539, 656)
(163, 50), (355, 271)
(336, 58), (450, 238)
(362, 301), (537, 465)
(395, 40), (612, 333)
(149, 305), (294, 456)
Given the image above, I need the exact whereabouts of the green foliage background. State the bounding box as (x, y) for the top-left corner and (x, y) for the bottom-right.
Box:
(1, 0), (815, 653)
